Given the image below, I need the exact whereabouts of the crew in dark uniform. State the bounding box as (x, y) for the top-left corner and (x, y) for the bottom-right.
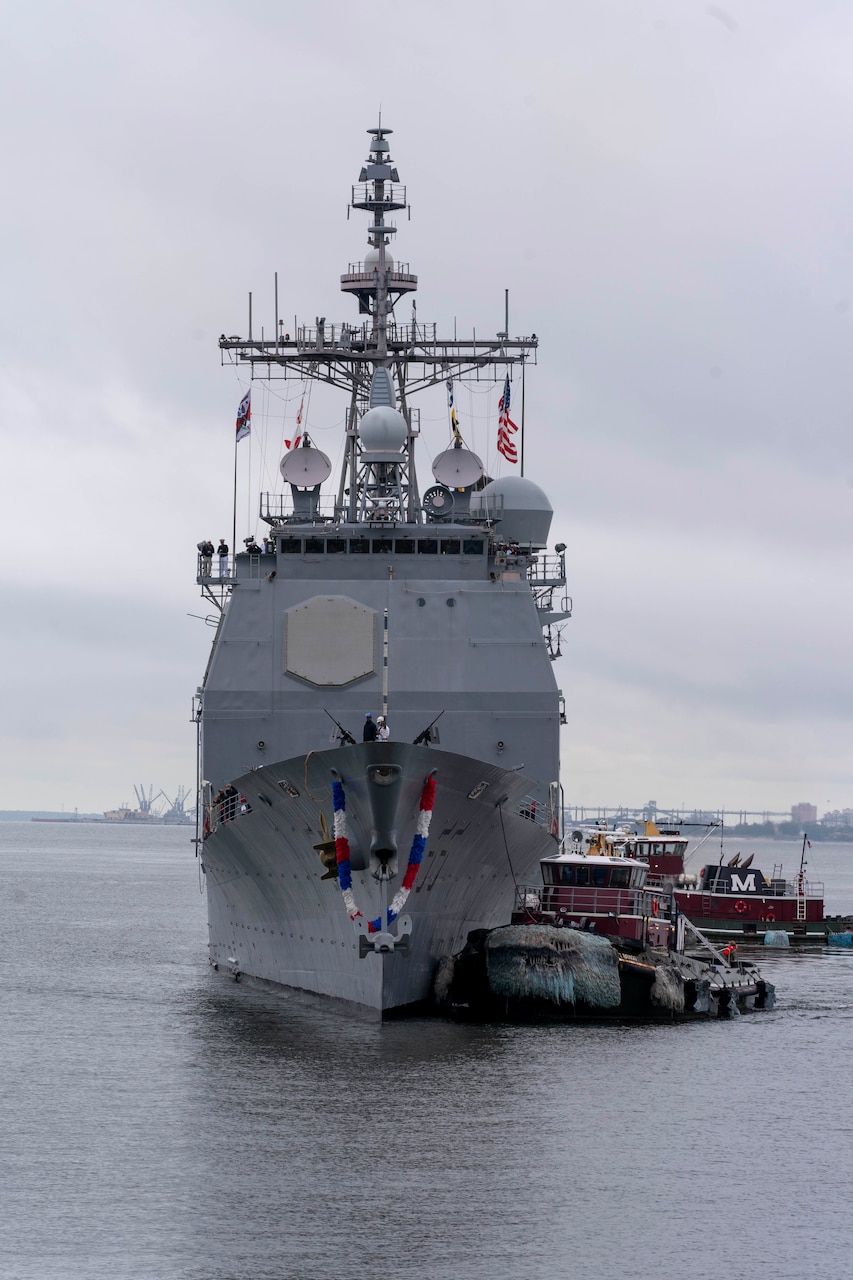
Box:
(217, 540), (229, 577)
(362, 713), (378, 742)
(197, 540), (213, 576)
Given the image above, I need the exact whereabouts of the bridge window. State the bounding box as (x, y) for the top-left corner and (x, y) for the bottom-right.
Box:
(395, 538), (415, 554)
(280, 538), (302, 554)
(418, 539), (438, 555)
(372, 537), (393, 554)
(574, 865), (589, 886)
(441, 539), (461, 554)
(326, 539), (347, 554)
(591, 865), (608, 888)
(610, 867), (630, 888)
(349, 538), (370, 554)
(305, 537), (324, 554)
(463, 538), (484, 555)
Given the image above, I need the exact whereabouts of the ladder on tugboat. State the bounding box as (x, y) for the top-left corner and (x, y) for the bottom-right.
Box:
(796, 874), (807, 921)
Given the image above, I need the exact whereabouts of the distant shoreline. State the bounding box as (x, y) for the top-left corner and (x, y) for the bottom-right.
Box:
(0, 811), (193, 825)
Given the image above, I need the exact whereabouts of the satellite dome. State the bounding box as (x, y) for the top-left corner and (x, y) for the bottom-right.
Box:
(358, 406), (407, 452)
(469, 475), (553, 547)
(364, 245), (394, 272)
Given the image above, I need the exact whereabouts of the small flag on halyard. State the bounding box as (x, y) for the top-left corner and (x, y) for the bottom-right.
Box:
(497, 374), (518, 463)
(447, 379), (461, 442)
(235, 389), (251, 441)
(285, 395), (304, 450)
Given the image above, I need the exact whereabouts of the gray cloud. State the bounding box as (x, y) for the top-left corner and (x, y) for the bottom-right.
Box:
(2, 0), (850, 810)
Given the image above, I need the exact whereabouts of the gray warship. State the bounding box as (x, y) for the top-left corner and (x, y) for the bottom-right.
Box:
(195, 125), (570, 1017)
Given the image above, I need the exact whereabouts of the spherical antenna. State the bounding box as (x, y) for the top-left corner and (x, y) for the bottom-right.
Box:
(280, 446), (332, 486)
(432, 448), (484, 489)
(358, 406), (407, 452)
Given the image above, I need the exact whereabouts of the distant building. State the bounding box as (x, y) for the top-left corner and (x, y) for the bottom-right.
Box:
(822, 808), (853, 828)
(791, 803), (817, 824)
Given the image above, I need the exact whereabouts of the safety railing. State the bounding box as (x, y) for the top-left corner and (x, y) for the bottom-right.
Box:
(342, 262), (415, 278)
(514, 884), (673, 918)
(527, 554), (567, 585)
(203, 787), (252, 837)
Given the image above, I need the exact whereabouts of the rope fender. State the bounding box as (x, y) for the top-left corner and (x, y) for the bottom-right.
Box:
(332, 774), (436, 933)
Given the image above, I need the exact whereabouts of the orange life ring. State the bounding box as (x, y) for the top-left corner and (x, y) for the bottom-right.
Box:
(651, 899), (659, 917)
(734, 900), (747, 914)
(765, 910), (776, 922)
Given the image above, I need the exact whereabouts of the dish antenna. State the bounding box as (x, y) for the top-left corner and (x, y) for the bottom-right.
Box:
(280, 446), (332, 486)
(432, 448), (484, 489)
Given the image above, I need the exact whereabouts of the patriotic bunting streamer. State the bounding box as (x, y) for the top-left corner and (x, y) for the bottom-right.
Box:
(332, 774), (437, 933)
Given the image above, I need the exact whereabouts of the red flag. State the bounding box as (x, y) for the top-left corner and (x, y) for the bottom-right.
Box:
(235, 389), (251, 441)
(285, 396), (304, 450)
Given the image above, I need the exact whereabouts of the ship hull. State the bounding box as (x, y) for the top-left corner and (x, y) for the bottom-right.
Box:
(201, 742), (558, 1017)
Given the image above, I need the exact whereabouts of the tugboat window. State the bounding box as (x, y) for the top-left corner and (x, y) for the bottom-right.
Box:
(592, 865), (608, 887)
(574, 865), (589, 886)
(610, 867), (630, 888)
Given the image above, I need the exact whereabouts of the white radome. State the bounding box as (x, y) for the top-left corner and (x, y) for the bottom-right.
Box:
(358, 406), (407, 452)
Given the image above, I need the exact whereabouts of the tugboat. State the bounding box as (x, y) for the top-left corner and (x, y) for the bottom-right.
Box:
(639, 824), (839, 943)
(195, 125), (570, 1018)
(435, 828), (776, 1020)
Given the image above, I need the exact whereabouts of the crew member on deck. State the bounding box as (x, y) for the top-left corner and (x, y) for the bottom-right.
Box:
(198, 540), (213, 576)
(363, 713), (378, 742)
(217, 539), (229, 577)
(377, 716), (390, 741)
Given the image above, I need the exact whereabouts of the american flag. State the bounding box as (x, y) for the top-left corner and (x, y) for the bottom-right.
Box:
(235, 389), (251, 441)
(497, 374), (518, 463)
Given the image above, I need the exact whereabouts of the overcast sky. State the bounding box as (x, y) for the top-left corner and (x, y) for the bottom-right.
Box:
(2, 0), (851, 815)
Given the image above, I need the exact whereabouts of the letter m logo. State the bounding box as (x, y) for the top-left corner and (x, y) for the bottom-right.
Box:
(730, 872), (756, 893)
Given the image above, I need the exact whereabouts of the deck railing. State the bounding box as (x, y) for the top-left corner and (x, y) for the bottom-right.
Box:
(514, 884), (673, 918)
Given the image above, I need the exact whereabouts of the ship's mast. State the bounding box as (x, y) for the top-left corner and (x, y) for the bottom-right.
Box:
(218, 124), (538, 524)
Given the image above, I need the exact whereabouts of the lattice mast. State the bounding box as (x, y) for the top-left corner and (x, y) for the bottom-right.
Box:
(218, 124), (538, 526)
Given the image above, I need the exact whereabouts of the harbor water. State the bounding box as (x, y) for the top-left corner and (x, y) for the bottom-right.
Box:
(2, 822), (852, 1280)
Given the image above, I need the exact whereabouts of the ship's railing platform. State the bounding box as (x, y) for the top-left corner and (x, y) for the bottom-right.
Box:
(342, 261), (415, 278)
(197, 544), (567, 586)
(221, 320), (538, 355)
(514, 883), (674, 918)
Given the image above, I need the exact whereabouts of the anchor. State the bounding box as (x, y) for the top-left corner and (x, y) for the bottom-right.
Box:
(356, 865), (411, 957)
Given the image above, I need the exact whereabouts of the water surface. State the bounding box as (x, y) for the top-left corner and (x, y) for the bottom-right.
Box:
(2, 824), (851, 1280)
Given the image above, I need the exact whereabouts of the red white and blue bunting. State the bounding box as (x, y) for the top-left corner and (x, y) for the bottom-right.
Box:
(331, 774), (436, 932)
